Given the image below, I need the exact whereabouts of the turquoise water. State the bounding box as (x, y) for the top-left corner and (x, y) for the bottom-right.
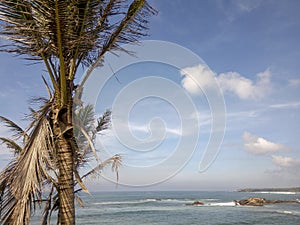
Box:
(33, 191), (300, 224)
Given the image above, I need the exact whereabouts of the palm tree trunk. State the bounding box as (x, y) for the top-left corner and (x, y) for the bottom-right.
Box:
(56, 135), (75, 225)
(53, 99), (75, 225)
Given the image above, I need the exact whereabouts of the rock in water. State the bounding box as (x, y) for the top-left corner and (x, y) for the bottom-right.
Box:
(236, 197), (300, 206)
(185, 200), (204, 206)
(236, 198), (265, 206)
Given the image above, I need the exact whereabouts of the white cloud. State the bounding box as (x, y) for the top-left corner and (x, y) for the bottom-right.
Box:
(271, 155), (300, 168)
(218, 68), (271, 100)
(180, 64), (271, 100)
(288, 78), (300, 87)
(242, 132), (290, 155)
(180, 64), (217, 95)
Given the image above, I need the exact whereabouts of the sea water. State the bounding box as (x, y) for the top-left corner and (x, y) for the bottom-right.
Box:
(32, 191), (300, 224)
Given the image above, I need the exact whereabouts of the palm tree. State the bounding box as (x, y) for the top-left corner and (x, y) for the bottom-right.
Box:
(0, 106), (120, 224)
(0, 1), (156, 224)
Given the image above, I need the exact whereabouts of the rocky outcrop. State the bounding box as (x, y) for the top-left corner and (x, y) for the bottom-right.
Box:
(185, 200), (204, 206)
(235, 198), (265, 206)
(265, 199), (300, 204)
(235, 197), (300, 206)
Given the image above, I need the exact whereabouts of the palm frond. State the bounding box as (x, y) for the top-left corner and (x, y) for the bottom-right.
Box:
(75, 123), (99, 162)
(0, 111), (57, 225)
(96, 109), (112, 133)
(74, 104), (98, 163)
(74, 106), (113, 168)
(40, 185), (54, 225)
(74, 170), (90, 195)
(0, 116), (27, 140)
(0, 0), (156, 68)
(75, 104), (95, 136)
(0, 160), (17, 223)
(41, 76), (53, 99)
(0, 137), (23, 155)
(80, 0), (157, 86)
(75, 194), (85, 208)
(0, 0), (51, 58)
(101, 0), (156, 53)
(81, 154), (122, 182)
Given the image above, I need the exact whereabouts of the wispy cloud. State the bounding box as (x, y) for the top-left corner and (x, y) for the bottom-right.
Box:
(129, 123), (182, 137)
(234, 0), (263, 13)
(288, 78), (300, 87)
(219, 0), (263, 22)
(271, 155), (300, 168)
(227, 109), (261, 119)
(270, 101), (300, 109)
(242, 132), (290, 155)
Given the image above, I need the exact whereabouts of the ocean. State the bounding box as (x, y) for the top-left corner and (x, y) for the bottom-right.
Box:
(32, 191), (300, 224)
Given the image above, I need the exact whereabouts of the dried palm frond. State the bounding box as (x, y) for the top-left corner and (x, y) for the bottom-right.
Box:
(75, 194), (85, 208)
(40, 185), (54, 225)
(0, 103), (57, 225)
(81, 154), (122, 182)
(0, 137), (23, 155)
(0, 116), (28, 141)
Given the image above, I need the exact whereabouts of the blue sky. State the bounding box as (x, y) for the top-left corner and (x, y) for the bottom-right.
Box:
(1, 0), (300, 191)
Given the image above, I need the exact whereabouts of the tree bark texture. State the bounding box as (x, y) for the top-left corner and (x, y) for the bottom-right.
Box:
(54, 98), (75, 225)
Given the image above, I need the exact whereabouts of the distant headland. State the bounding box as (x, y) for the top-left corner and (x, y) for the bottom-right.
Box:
(237, 187), (300, 193)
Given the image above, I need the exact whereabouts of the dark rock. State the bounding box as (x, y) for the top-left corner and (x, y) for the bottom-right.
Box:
(185, 200), (204, 206)
(236, 197), (300, 206)
(237, 198), (265, 206)
(265, 199), (300, 204)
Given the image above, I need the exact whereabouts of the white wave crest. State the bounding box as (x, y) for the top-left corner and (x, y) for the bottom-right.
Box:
(93, 199), (158, 205)
(254, 191), (297, 195)
(208, 202), (236, 206)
